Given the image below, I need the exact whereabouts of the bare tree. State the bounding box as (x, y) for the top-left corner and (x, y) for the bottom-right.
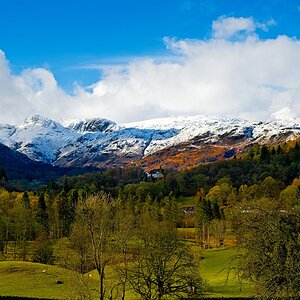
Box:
(73, 193), (118, 300)
(113, 205), (136, 300)
(127, 214), (203, 300)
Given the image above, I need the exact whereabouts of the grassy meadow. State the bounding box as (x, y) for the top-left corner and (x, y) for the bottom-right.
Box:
(0, 246), (253, 299)
(0, 261), (90, 299)
(200, 247), (253, 298)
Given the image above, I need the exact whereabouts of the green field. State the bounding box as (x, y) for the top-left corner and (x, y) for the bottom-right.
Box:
(0, 247), (254, 299)
(178, 196), (197, 207)
(0, 261), (98, 299)
(200, 247), (254, 298)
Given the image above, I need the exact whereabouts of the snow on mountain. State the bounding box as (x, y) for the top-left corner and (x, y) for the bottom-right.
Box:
(1, 114), (300, 168)
(0, 115), (79, 163)
(54, 125), (179, 167)
(0, 124), (17, 149)
(123, 115), (300, 156)
(123, 115), (250, 156)
(64, 118), (119, 133)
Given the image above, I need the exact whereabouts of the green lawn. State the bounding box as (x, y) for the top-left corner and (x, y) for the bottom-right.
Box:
(200, 247), (254, 298)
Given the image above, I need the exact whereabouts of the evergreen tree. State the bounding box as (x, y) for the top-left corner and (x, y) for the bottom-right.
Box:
(276, 145), (283, 155)
(197, 198), (213, 222)
(260, 145), (270, 162)
(57, 189), (74, 237)
(211, 200), (221, 220)
(36, 193), (49, 233)
(162, 194), (179, 224)
(21, 192), (30, 209)
(0, 167), (7, 184)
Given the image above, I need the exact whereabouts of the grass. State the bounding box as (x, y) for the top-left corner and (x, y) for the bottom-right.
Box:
(177, 196), (197, 207)
(0, 261), (98, 299)
(200, 247), (254, 298)
(0, 246), (254, 299)
(87, 267), (140, 300)
(0, 260), (138, 300)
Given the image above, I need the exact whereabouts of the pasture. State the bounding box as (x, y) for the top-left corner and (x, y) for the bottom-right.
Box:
(0, 247), (253, 299)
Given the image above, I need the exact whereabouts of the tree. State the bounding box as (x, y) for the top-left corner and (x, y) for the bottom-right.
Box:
(206, 183), (233, 206)
(162, 194), (180, 225)
(260, 145), (270, 162)
(113, 203), (136, 300)
(0, 167), (7, 185)
(236, 199), (300, 298)
(127, 215), (203, 300)
(259, 176), (283, 199)
(279, 185), (300, 209)
(35, 193), (49, 234)
(0, 212), (7, 253)
(211, 200), (221, 219)
(73, 193), (118, 300)
(209, 219), (226, 247)
(21, 192), (30, 209)
(33, 239), (54, 264)
(196, 198), (213, 248)
(70, 222), (93, 274)
(12, 199), (35, 260)
(57, 189), (75, 237)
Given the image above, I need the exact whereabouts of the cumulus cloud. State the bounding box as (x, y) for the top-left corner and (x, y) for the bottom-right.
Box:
(212, 16), (275, 39)
(212, 16), (257, 39)
(1, 16), (300, 125)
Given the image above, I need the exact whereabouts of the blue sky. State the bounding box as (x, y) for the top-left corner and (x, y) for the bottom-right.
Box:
(1, 0), (299, 90)
(1, 0), (300, 124)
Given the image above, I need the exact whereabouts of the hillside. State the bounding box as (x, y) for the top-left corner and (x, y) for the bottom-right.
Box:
(0, 261), (98, 299)
(0, 143), (96, 189)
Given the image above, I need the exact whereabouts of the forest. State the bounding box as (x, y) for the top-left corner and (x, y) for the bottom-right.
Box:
(0, 142), (300, 299)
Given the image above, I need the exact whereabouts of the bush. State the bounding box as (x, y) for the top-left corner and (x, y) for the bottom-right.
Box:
(33, 240), (54, 264)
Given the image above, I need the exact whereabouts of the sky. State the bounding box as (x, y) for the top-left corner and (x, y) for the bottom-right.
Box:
(1, 0), (300, 124)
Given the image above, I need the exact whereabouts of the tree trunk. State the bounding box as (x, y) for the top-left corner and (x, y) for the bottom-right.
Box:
(99, 266), (105, 300)
(158, 279), (163, 300)
(5, 225), (8, 254)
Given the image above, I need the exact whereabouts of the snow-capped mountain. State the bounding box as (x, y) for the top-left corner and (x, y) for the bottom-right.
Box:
(1, 114), (300, 169)
(0, 115), (79, 164)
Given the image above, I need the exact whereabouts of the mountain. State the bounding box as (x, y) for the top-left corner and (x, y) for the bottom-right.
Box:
(0, 142), (64, 186)
(0, 141), (96, 189)
(1, 114), (300, 171)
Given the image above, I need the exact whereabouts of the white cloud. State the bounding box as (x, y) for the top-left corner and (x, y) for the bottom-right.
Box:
(1, 17), (300, 125)
(212, 16), (275, 40)
(271, 107), (296, 121)
(212, 16), (257, 39)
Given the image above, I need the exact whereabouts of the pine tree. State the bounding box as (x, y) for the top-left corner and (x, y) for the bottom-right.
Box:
(21, 192), (30, 209)
(197, 198), (213, 222)
(211, 200), (221, 220)
(57, 189), (74, 237)
(36, 193), (49, 233)
(260, 145), (270, 162)
(163, 194), (179, 224)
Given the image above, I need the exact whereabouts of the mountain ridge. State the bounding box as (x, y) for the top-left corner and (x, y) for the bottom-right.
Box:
(1, 114), (300, 170)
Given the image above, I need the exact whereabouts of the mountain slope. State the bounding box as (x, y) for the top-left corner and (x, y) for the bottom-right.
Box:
(0, 141), (96, 189)
(1, 114), (300, 170)
(0, 142), (57, 183)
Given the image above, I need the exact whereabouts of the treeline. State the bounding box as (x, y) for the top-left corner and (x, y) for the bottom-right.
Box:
(32, 140), (300, 209)
(47, 141), (300, 198)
